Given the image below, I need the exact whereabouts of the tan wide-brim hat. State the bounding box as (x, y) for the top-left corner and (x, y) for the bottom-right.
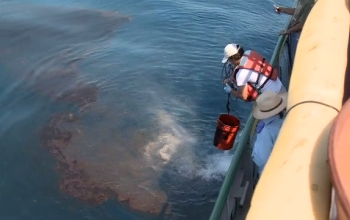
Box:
(253, 91), (288, 120)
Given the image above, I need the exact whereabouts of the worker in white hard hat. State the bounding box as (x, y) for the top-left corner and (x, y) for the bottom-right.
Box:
(222, 43), (286, 102)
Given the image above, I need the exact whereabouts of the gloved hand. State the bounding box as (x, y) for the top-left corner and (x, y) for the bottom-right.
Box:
(224, 84), (232, 94)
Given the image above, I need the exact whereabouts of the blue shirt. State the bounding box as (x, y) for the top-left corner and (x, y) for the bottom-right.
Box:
(252, 114), (284, 175)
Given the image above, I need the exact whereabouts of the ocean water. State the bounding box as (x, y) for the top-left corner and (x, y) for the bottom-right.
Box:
(0, 0), (291, 219)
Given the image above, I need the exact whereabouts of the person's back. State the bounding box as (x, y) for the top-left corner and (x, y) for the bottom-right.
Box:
(235, 50), (286, 94)
(253, 114), (284, 174)
(251, 91), (287, 175)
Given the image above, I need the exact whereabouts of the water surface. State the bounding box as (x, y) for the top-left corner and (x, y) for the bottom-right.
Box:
(0, 0), (291, 219)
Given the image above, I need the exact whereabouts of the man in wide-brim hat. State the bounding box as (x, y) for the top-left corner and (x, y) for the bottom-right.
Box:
(252, 91), (288, 175)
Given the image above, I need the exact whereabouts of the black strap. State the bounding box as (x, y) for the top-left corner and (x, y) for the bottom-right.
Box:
(255, 58), (266, 87)
(260, 99), (283, 112)
(257, 60), (275, 92)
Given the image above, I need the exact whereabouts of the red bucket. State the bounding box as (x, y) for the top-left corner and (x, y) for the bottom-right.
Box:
(213, 114), (240, 150)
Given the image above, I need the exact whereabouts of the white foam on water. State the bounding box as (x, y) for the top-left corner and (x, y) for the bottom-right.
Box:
(197, 151), (233, 181)
(197, 131), (243, 180)
(142, 87), (243, 181)
(143, 109), (200, 178)
(142, 106), (239, 181)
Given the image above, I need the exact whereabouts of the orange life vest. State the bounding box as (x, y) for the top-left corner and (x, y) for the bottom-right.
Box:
(232, 50), (278, 102)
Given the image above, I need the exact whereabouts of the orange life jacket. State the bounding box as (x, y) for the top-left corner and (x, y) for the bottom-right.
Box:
(232, 50), (278, 102)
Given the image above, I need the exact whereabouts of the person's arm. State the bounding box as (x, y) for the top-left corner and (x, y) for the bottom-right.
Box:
(279, 22), (303, 35)
(229, 85), (248, 100)
(279, 3), (314, 35)
(232, 69), (252, 101)
(288, 22), (304, 32)
(278, 7), (295, 15)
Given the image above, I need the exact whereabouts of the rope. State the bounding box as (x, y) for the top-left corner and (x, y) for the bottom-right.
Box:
(226, 93), (231, 114)
(221, 63), (234, 84)
(225, 93), (241, 119)
(286, 100), (340, 116)
(222, 63), (241, 119)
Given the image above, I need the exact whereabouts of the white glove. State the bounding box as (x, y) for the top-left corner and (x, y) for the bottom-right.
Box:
(224, 84), (232, 93)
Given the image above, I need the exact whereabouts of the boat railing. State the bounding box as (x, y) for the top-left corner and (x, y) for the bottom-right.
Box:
(208, 16), (293, 220)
